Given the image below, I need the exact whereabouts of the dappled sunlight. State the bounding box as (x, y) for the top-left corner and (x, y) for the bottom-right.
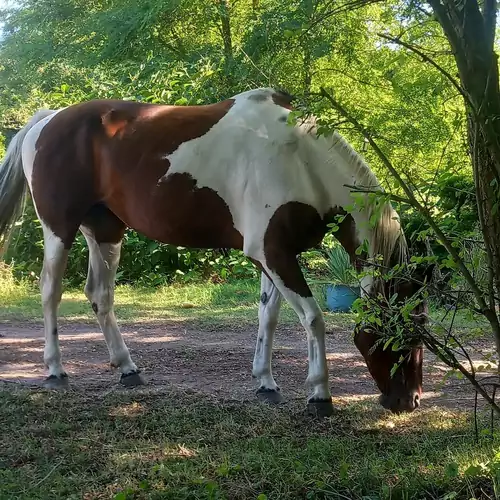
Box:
(0, 363), (41, 378)
(326, 352), (364, 365)
(370, 406), (470, 434)
(111, 443), (198, 467)
(109, 401), (146, 418)
(131, 334), (181, 344)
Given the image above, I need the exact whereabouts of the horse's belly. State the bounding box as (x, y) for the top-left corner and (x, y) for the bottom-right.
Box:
(108, 172), (244, 250)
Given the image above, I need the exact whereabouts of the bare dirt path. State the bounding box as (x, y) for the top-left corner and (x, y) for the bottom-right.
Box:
(0, 320), (486, 409)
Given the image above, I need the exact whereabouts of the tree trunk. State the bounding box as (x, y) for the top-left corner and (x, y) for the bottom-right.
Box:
(428, 0), (500, 356)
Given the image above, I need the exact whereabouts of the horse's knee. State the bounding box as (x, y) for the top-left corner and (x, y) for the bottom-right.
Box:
(303, 309), (325, 333)
(87, 287), (113, 316)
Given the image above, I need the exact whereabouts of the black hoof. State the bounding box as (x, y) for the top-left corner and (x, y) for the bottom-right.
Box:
(256, 387), (284, 404)
(307, 398), (335, 418)
(120, 370), (145, 387)
(43, 374), (69, 390)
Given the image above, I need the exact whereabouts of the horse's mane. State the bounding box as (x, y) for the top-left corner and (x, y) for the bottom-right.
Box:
(297, 115), (409, 269)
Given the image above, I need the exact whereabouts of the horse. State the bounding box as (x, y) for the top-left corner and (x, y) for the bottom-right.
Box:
(0, 88), (430, 416)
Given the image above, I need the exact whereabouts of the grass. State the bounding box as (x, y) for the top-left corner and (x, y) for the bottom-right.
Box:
(0, 388), (499, 500)
(1, 270), (499, 499)
(0, 275), (355, 331)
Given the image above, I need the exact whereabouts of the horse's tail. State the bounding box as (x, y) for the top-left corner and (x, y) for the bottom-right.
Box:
(0, 109), (55, 251)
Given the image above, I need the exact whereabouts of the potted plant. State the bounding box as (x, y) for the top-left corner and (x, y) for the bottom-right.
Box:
(323, 244), (360, 312)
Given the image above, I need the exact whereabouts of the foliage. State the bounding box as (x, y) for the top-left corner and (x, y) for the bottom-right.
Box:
(323, 243), (359, 285)
(400, 171), (478, 262)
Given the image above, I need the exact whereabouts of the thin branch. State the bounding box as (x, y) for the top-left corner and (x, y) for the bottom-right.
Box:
(422, 333), (500, 415)
(344, 185), (411, 205)
(299, 0), (384, 38)
(313, 67), (392, 90)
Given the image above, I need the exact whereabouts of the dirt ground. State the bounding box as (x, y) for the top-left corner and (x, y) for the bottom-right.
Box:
(0, 319), (491, 410)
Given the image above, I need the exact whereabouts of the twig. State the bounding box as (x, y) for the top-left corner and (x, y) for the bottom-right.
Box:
(319, 86), (495, 325)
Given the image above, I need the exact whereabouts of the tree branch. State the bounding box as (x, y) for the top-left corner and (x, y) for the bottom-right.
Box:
(377, 32), (472, 110)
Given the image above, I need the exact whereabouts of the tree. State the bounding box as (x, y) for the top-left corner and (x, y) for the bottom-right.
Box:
(425, 0), (500, 356)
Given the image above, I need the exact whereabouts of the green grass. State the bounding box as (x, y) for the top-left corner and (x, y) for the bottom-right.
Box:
(1, 271), (498, 499)
(0, 388), (499, 500)
(0, 276), (355, 330)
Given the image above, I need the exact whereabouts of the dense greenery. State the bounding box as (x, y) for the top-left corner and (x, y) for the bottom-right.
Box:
(0, 0), (476, 286)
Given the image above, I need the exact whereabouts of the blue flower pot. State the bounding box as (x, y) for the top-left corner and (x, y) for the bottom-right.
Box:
(326, 284), (360, 312)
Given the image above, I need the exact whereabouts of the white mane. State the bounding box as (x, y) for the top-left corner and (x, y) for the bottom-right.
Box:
(297, 114), (408, 268)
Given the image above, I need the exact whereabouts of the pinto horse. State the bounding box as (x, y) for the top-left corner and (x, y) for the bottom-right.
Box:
(0, 88), (429, 415)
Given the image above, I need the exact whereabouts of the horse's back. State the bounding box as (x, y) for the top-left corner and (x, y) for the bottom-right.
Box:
(21, 89), (327, 253)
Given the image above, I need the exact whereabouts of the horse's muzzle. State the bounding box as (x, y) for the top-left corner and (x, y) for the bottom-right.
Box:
(379, 391), (421, 414)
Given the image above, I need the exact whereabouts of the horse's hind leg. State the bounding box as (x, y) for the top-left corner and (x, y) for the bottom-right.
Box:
(41, 226), (71, 388)
(253, 272), (284, 403)
(80, 209), (144, 386)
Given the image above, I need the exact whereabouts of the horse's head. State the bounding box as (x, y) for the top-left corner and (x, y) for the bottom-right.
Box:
(354, 263), (433, 414)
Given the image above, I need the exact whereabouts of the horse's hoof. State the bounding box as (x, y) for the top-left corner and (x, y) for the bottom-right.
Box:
(120, 370), (145, 387)
(307, 398), (334, 418)
(256, 387), (284, 404)
(43, 374), (69, 390)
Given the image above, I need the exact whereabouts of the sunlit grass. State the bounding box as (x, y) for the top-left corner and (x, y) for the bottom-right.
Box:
(0, 388), (498, 500)
(0, 272), (355, 330)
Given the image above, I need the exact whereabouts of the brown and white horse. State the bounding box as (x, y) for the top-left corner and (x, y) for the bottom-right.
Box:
(0, 88), (429, 415)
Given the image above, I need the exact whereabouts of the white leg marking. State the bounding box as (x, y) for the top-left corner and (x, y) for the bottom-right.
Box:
(40, 228), (68, 378)
(252, 272), (282, 391)
(263, 267), (331, 401)
(82, 231), (137, 375)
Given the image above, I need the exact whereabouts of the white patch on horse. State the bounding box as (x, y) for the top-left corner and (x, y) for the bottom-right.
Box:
(252, 272), (282, 391)
(261, 265), (330, 401)
(22, 110), (59, 193)
(80, 230), (138, 375)
(159, 88), (403, 268)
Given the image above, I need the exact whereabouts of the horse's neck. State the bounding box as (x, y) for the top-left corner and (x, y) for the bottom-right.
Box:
(307, 132), (405, 276)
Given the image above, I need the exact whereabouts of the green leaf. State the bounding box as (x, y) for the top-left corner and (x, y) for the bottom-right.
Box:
(464, 464), (482, 477)
(444, 462), (459, 478)
(339, 462), (349, 479)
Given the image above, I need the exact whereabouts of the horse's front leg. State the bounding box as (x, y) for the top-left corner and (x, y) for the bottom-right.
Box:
(259, 253), (333, 418)
(253, 272), (283, 403)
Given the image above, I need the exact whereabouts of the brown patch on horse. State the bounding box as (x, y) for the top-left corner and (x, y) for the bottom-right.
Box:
(101, 109), (134, 139)
(263, 203), (363, 297)
(264, 202), (329, 297)
(271, 91), (295, 110)
(326, 207), (364, 271)
(354, 326), (423, 401)
(81, 204), (126, 244)
(152, 172), (243, 248)
(31, 98), (235, 249)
